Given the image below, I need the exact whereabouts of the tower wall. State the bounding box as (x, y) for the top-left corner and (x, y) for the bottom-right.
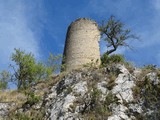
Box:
(63, 18), (101, 71)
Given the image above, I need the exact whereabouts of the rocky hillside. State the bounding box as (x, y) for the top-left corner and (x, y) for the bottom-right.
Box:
(0, 63), (160, 120)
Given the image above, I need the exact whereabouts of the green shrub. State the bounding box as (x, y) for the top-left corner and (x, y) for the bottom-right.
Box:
(105, 92), (117, 106)
(0, 81), (7, 90)
(132, 76), (160, 119)
(25, 92), (41, 105)
(106, 77), (116, 90)
(10, 48), (61, 89)
(12, 113), (31, 120)
(0, 70), (10, 90)
(101, 53), (109, 66)
(101, 54), (125, 67)
(143, 64), (157, 71)
(47, 53), (62, 73)
(108, 54), (125, 63)
(91, 88), (101, 103)
(81, 89), (116, 119)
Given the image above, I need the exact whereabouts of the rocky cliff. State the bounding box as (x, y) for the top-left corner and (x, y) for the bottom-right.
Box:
(0, 63), (160, 120)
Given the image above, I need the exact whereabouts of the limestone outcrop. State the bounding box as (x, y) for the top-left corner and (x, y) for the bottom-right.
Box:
(1, 64), (160, 120)
(44, 64), (138, 120)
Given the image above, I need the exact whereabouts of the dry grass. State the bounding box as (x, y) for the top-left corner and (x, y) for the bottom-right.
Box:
(0, 72), (66, 103)
(0, 72), (66, 118)
(0, 90), (27, 104)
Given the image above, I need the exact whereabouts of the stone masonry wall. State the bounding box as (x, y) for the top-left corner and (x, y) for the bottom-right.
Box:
(63, 18), (101, 71)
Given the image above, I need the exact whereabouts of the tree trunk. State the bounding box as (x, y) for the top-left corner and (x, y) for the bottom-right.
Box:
(105, 47), (117, 55)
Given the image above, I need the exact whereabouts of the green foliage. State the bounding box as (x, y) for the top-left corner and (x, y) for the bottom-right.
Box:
(133, 76), (160, 119)
(105, 92), (118, 106)
(11, 48), (52, 89)
(0, 70), (10, 90)
(143, 64), (157, 71)
(101, 54), (125, 66)
(47, 53), (62, 73)
(91, 88), (101, 103)
(101, 53), (109, 66)
(99, 16), (139, 55)
(109, 54), (125, 63)
(10, 113), (31, 120)
(9, 108), (45, 120)
(82, 90), (116, 119)
(106, 76), (116, 90)
(25, 92), (41, 105)
(82, 87), (118, 120)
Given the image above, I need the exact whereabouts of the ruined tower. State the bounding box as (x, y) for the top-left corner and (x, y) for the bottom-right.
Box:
(62, 18), (101, 71)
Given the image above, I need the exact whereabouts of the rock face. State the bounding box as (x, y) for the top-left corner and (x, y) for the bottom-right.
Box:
(44, 72), (87, 119)
(1, 64), (160, 119)
(62, 18), (101, 71)
(43, 64), (140, 120)
(111, 64), (135, 103)
(0, 102), (15, 119)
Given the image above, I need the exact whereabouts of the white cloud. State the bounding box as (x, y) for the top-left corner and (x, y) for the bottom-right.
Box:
(0, 0), (44, 70)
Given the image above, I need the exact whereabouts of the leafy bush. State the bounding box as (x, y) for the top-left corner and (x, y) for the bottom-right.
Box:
(0, 70), (10, 90)
(25, 92), (41, 105)
(101, 54), (125, 66)
(81, 88), (117, 119)
(47, 53), (62, 73)
(90, 88), (101, 104)
(108, 54), (125, 63)
(106, 76), (116, 90)
(143, 64), (157, 71)
(10, 48), (59, 89)
(101, 53), (109, 66)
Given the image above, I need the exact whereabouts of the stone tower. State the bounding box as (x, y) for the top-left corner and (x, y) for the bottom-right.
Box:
(62, 18), (101, 71)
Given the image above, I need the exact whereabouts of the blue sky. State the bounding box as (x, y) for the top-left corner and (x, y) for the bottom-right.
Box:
(1, 0), (160, 71)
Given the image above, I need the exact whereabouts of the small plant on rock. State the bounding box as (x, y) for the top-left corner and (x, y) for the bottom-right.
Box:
(24, 91), (41, 106)
(81, 87), (117, 119)
(143, 64), (157, 71)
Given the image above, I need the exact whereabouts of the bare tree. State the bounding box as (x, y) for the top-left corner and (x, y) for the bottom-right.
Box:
(99, 16), (139, 55)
